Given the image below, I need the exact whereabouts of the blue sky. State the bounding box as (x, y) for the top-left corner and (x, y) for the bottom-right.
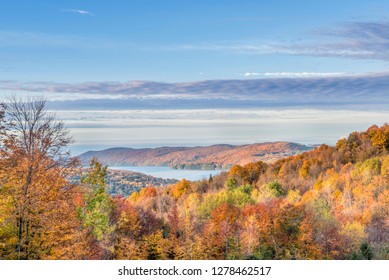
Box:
(1, 1), (389, 153)
(2, 0), (389, 81)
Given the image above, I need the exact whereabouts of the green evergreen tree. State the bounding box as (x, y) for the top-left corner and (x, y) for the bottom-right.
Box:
(78, 158), (115, 258)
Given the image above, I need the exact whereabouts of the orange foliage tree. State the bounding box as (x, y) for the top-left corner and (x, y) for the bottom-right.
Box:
(0, 98), (84, 259)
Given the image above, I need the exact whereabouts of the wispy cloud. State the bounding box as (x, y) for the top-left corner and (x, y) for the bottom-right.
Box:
(0, 31), (84, 48)
(1, 72), (389, 110)
(3, 20), (385, 60)
(0, 31), (132, 49)
(62, 9), (94, 17)
(60, 108), (389, 152)
(244, 72), (352, 78)
(215, 16), (286, 22)
(0, 59), (14, 71)
(162, 20), (389, 61)
(158, 41), (377, 58)
(309, 21), (389, 60)
(55, 109), (389, 129)
(153, 42), (275, 53)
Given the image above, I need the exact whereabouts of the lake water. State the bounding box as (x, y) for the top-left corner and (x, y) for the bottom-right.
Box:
(108, 166), (225, 181)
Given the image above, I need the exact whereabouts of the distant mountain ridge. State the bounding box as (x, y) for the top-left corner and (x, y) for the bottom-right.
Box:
(79, 142), (312, 169)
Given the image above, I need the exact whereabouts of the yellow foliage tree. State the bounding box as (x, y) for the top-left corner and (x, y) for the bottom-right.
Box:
(172, 179), (191, 200)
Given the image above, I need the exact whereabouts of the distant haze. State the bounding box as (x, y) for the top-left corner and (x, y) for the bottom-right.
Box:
(64, 108), (387, 155)
(1, 74), (388, 155)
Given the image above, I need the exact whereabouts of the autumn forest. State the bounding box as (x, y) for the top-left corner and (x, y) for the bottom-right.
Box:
(0, 98), (388, 260)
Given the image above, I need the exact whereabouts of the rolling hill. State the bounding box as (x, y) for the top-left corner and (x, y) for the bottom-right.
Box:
(79, 142), (312, 169)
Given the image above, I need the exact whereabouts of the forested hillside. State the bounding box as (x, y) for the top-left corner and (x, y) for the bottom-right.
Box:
(70, 169), (178, 197)
(114, 123), (388, 260)
(0, 99), (387, 260)
(79, 142), (311, 169)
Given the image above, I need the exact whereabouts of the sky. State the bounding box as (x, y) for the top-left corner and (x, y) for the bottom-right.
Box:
(0, 0), (388, 154)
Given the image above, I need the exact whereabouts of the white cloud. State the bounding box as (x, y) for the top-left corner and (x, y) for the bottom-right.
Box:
(263, 72), (351, 78)
(244, 72), (261, 76)
(62, 9), (94, 16)
(243, 71), (357, 78)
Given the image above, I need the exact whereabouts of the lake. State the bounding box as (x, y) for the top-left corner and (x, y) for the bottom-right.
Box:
(108, 166), (226, 181)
